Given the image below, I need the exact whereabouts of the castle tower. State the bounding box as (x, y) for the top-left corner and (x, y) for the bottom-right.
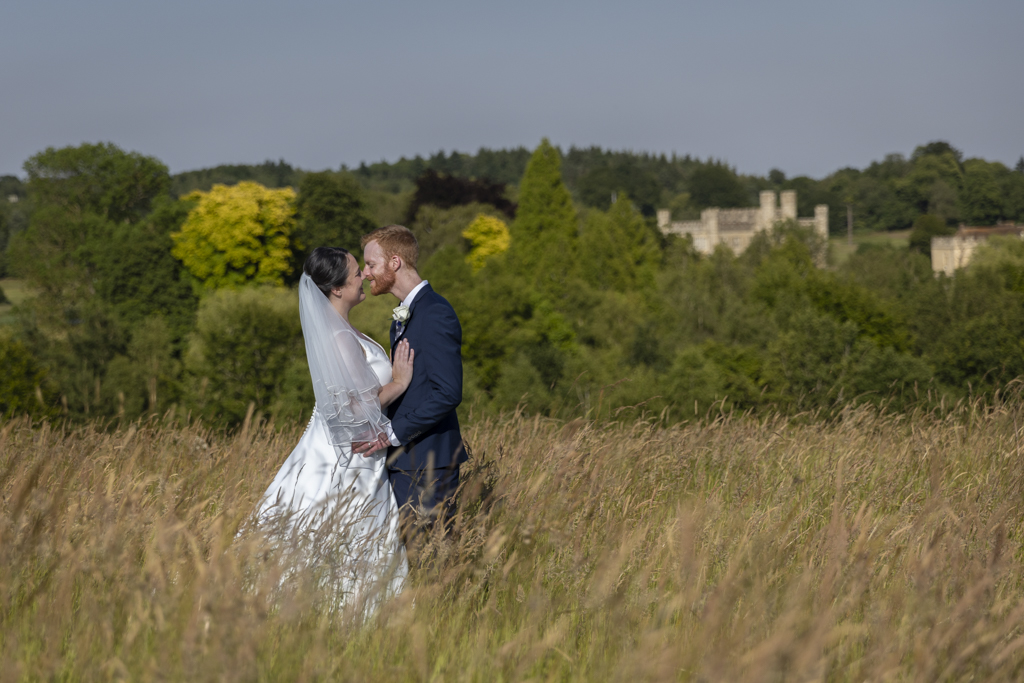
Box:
(814, 205), (829, 240)
(657, 209), (670, 230)
(780, 190), (797, 221)
(702, 207), (720, 250)
(759, 191), (777, 232)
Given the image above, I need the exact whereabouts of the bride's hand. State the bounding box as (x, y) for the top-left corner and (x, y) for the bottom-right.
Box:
(391, 339), (414, 389)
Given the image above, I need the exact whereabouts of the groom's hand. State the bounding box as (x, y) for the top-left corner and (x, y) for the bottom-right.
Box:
(353, 434), (391, 456)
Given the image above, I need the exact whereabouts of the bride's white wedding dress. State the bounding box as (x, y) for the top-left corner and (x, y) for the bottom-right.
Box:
(257, 333), (407, 605)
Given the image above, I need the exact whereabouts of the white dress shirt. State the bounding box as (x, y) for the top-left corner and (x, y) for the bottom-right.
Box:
(400, 279), (429, 310)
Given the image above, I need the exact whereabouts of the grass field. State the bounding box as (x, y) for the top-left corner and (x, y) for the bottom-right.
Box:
(829, 230), (912, 266)
(823, 227), (913, 264)
(3, 400), (1024, 680)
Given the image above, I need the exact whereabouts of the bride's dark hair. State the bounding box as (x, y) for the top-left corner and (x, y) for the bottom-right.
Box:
(303, 247), (352, 297)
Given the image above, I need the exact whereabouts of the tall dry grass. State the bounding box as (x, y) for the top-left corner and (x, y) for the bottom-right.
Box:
(3, 401), (1024, 681)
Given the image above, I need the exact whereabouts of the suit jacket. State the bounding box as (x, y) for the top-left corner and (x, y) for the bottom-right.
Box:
(387, 283), (465, 472)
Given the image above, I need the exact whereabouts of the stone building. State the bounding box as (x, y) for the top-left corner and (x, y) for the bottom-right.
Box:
(931, 224), (1024, 276)
(657, 190), (829, 255)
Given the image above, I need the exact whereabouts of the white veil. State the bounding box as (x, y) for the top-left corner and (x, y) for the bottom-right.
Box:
(299, 273), (391, 451)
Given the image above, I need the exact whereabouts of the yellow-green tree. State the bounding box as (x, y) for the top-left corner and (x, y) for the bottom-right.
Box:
(171, 182), (296, 289)
(463, 214), (510, 272)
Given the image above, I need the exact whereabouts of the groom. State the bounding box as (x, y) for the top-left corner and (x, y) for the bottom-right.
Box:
(354, 225), (466, 526)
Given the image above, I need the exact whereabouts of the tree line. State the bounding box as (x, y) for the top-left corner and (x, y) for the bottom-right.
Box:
(345, 141), (1024, 231)
(1, 140), (1024, 426)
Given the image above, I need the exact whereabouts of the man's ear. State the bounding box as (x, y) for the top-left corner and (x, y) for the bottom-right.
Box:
(390, 255), (403, 272)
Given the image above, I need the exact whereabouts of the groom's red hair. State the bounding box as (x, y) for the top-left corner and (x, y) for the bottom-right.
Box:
(361, 225), (419, 270)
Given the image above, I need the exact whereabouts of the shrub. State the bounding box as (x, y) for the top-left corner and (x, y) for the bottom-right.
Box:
(0, 334), (52, 419)
(185, 286), (305, 425)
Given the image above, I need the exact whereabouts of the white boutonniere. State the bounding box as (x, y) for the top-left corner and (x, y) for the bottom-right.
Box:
(392, 305), (411, 324)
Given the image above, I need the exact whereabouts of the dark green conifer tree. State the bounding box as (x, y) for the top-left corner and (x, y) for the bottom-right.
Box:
(580, 194), (660, 294)
(509, 139), (578, 297)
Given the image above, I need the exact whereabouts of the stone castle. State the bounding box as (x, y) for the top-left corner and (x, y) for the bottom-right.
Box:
(657, 190), (829, 255)
(931, 224), (1024, 276)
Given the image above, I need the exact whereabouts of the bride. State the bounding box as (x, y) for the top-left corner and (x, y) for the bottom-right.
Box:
(256, 246), (411, 605)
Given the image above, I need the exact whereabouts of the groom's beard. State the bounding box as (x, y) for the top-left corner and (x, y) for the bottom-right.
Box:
(370, 267), (396, 296)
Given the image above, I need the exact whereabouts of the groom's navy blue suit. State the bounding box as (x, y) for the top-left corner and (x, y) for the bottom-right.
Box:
(387, 283), (466, 514)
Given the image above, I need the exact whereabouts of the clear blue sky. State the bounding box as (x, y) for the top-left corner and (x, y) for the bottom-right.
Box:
(2, 0), (1021, 179)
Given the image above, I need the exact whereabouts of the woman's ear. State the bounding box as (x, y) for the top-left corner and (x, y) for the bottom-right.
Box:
(330, 286), (345, 298)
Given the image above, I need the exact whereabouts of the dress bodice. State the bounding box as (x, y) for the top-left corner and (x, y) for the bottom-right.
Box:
(359, 335), (392, 389)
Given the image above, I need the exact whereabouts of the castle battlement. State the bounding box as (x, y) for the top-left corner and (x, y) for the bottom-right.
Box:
(657, 190), (829, 256)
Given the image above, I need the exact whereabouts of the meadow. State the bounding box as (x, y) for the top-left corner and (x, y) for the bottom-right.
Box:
(4, 397), (1024, 682)
(827, 230), (911, 266)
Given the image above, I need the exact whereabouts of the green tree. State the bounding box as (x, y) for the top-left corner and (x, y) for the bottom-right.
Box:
(830, 171), (916, 232)
(92, 196), (199, 341)
(580, 195), (660, 294)
(687, 162), (748, 209)
(170, 159), (300, 196)
(831, 155), (918, 232)
(1001, 166), (1024, 221)
(0, 210), (8, 278)
(291, 172), (375, 278)
(488, 351), (554, 413)
(970, 237), (1024, 294)
(8, 207), (111, 298)
(666, 191), (699, 220)
(7, 146), (199, 422)
(171, 182), (297, 289)
(897, 151), (963, 218)
(11, 144), (171, 298)
(576, 159), (661, 215)
(457, 139), (585, 406)
(838, 243), (936, 308)
(0, 176), (28, 276)
(24, 142), (169, 223)
(752, 235), (913, 352)
(927, 266), (1024, 395)
(0, 333), (53, 419)
(509, 139), (578, 296)
(404, 169), (514, 224)
(959, 159), (1005, 225)
(0, 174), (27, 202)
(412, 203), (498, 263)
(446, 244), (576, 409)
(763, 309), (930, 412)
(912, 141), (963, 165)
(10, 294), (131, 419)
(184, 287), (305, 425)
(909, 214), (955, 254)
(102, 316), (181, 419)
